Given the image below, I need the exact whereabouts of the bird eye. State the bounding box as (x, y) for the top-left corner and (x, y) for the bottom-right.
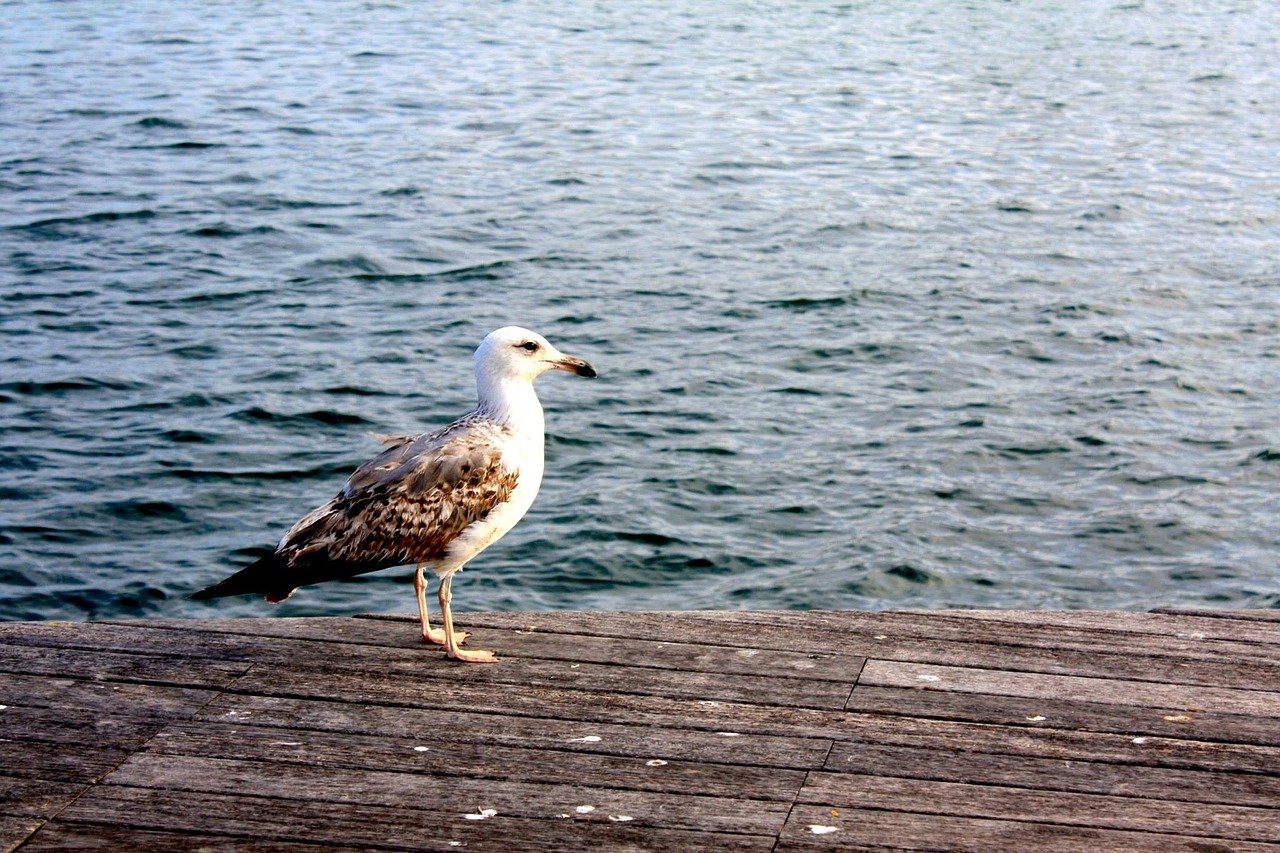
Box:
(519, 341), (540, 352)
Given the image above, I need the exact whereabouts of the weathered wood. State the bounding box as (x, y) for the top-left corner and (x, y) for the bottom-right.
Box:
(2, 610), (1276, 852)
(857, 658), (1280, 715)
(776, 805), (1280, 853)
(222, 660), (854, 736)
(145, 720), (808, 801)
(0, 622), (859, 709)
(102, 753), (791, 836)
(433, 610), (1280, 686)
(0, 741), (129, 784)
(435, 608), (1280, 653)
(51, 787), (776, 852)
(1149, 607), (1280, 626)
(0, 642), (250, 688)
(194, 693), (835, 769)
(219, 656), (1280, 753)
(845, 683), (1280, 746)
(193, 684), (1280, 775)
(0, 705), (168, 749)
(848, 708), (1280, 772)
(824, 740), (1280, 807)
(0, 816), (41, 853)
(0, 673), (217, 719)
(857, 608), (1280, 645)
(796, 772), (1280, 843)
(12, 825), (384, 853)
(108, 617), (867, 682)
(0, 777), (83, 819)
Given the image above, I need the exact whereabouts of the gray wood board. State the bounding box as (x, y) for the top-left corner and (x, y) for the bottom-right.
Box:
(2, 610), (1275, 853)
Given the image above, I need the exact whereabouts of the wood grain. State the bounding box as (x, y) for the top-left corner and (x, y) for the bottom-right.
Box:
(2, 609), (1276, 852)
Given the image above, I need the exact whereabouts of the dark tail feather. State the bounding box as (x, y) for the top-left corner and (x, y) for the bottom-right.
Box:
(189, 551), (295, 603)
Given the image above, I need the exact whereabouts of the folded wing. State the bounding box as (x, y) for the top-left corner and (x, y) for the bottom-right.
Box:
(191, 420), (518, 601)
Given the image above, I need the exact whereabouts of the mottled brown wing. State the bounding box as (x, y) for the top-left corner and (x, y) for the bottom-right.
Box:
(279, 424), (518, 577)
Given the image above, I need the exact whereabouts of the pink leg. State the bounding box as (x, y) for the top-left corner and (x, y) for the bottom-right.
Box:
(414, 564), (454, 645)
(438, 574), (496, 663)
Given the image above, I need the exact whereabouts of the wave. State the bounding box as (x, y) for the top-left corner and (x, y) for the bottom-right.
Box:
(232, 407), (374, 427)
(15, 210), (157, 231)
(0, 377), (145, 396)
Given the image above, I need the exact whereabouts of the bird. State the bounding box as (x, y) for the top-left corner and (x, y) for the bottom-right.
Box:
(190, 326), (597, 663)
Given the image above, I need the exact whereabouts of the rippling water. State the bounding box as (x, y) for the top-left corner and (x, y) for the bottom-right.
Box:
(2, 0), (1278, 621)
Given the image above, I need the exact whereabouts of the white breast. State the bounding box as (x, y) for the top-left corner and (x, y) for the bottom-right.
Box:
(437, 431), (544, 576)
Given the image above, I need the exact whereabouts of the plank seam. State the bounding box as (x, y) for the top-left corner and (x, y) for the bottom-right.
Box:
(842, 656), (867, 712)
(9, 662), (261, 852)
(771, 742), (836, 853)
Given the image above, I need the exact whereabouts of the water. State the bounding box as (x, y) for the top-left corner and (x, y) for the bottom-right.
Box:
(2, 0), (1278, 622)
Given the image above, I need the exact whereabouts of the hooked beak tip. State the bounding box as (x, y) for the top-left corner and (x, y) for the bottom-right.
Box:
(552, 356), (597, 378)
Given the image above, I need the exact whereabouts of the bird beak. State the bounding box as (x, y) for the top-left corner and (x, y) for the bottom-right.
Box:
(548, 354), (597, 378)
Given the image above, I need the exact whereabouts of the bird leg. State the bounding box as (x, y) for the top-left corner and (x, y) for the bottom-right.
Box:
(438, 574), (497, 663)
(414, 564), (462, 646)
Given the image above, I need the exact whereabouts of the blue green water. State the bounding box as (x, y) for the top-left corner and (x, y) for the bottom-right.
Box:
(2, 0), (1278, 621)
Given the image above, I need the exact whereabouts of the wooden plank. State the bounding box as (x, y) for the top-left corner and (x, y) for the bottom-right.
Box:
(796, 772), (1280, 843)
(409, 611), (1280, 689)
(215, 655), (1280, 763)
(0, 705), (170, 748)
(1151, 607), (1280, 626)
(102, 753), (792, 837)
(1, 815), (43, 853)
(1, 623), (857, 710)
(224, 655), (1280, 754)
(221, 658), (854, 726)
(145, 720), (809, 801)
(440, 609), (1280, 654)
(13, 824), (381, 853)
(51, 786), (776, 852)
(857, 659), (1280, 716)
(0, 643), (250, 688)
(0, 674), (217, 719)
(0, 740), (129, 784)
(940, 608), (1280, 644)
(828, 702), (1280, 774)
(321, 653), (852, 710)
(776, 804), (1280, 853)
(683, 609), (1280, 672)
(81, 611), (1280, 692)
(461, 613), (1280, 693)
(0, 621), (411, 664)
(824, 740), (1280, 808)
(197, 687), (1280, 777)
(221, 660), (853, 739)
(0, 777), (83, 820)
(114, 618), (867, 683)
(1, 612), (1276, 852)
(845, 684), (1280, 746)
(194, 693), (834, 769)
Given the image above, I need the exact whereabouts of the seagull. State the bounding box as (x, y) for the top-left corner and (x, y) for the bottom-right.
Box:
(190, 326), (597, 663)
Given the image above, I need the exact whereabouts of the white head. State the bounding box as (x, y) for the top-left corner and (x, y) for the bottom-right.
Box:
(473, 327), (596, 419)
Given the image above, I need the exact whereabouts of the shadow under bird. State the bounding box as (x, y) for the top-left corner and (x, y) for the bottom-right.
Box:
(190, 326), (597, 662)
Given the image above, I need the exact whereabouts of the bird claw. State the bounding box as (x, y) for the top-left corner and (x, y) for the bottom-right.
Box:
(449, 646), (498, 663)
(422, 628), (469, 646)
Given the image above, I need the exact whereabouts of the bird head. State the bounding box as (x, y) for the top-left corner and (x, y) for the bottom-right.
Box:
(475, 327), (597, 386)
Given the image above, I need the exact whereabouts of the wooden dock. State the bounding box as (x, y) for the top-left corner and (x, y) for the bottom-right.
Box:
(2, 609), (1278, 851)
